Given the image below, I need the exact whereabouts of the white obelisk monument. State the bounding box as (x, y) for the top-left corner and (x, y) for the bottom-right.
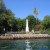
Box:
(26, 19), (29, 32)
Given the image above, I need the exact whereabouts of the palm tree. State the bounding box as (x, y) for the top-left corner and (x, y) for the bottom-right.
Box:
(34, 8), (38, 25)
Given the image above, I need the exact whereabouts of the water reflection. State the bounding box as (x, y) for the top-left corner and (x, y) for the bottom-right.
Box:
(0, 39), (50, 50)
(25, 40), (32, 50)
(30, 39), (50, 50)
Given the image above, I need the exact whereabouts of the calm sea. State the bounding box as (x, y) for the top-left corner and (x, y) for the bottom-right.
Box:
(0, 39), (50, 50)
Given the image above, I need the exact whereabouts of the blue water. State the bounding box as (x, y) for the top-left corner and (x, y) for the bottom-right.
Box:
(0, 39), (50, 50)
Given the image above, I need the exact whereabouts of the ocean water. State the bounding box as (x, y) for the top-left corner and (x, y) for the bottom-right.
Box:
(0, 39), (50, 50)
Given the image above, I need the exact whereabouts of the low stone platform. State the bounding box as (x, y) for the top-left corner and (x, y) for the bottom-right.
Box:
(0, 34), (50, 40)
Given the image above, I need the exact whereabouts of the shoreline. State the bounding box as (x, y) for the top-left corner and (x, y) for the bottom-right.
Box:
(0, 34), (50, 40)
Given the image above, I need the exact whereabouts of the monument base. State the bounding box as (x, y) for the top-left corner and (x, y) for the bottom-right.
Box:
(26, 27), (29, 33)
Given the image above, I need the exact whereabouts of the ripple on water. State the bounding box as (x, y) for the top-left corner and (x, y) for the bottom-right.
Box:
(0, 39), (50, 50)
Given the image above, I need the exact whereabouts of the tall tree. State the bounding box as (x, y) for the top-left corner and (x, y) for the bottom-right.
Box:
(42, 15), (50, 29)
(0, 0), (6, 11)
(16, 18), (25, 31)
(33, 8), (38, 25)
(0, 0), (17, 33)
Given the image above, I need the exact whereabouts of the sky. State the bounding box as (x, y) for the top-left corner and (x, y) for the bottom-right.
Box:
(3, 0), (50, 20)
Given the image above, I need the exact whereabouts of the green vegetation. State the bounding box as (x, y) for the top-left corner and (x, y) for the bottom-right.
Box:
(0, 0), (50, 34)
(33, 8), (38, 25)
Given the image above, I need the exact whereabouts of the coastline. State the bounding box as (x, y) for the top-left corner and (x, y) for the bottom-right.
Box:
(0, 34), (50, 40)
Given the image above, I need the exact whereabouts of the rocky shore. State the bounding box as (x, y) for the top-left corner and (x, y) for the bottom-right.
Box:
(0, 34), (50, 40)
